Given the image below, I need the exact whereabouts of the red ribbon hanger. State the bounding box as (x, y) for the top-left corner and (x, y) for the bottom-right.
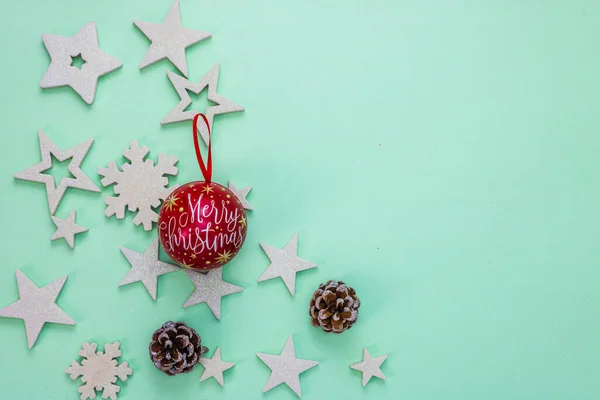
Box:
(192, 113), (212, 183)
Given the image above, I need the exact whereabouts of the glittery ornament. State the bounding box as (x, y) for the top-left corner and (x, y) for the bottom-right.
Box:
(98, 141), (179, 230)
(258, 233), (317, 296)
(133, 0), (211, 77)
(183, 268), (243, 319)
(66, 341), (132, 400)
(14, 130), (100, 215)
(158, 114), (247, 270)
(161, 64), (244, 146)
(118, 237), (180, 300)
(40, 22), (122, 104)
(199, 347), (235, 387)
(0, 269), (75, 348)
(256, 336), (318, 398)
(350, 348), (387, 387)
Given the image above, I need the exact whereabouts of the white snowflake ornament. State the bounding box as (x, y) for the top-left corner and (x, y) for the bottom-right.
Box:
(66, 341), (133, 400)
(98, 141), (179, 230)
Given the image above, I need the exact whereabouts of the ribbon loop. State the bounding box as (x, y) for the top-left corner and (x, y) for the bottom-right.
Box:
(192, 113), (212, 183)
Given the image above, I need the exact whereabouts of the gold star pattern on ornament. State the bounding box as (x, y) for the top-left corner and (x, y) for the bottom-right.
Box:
(238, 216), (247, 228)
(163, 194), (179, 211)
(215, 250), (232, 264)
(202, 185), (214, 195)
(187, 183), (195, 188)
(181, 260), (193, 269)
(190, 254), (197, 259)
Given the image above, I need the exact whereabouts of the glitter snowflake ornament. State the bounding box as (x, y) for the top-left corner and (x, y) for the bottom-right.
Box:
(98, 141), (179, 230)
(66, 341), (133, 400)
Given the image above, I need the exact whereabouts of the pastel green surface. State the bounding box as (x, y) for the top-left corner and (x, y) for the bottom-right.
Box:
(1, 0), (599, 399)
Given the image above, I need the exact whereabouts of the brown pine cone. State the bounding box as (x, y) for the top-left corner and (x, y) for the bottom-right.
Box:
(149, 321), (208, 376)
(309, 280), (360, 333)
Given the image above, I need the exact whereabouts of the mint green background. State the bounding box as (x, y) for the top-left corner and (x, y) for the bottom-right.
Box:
(1, 0), (599, 399)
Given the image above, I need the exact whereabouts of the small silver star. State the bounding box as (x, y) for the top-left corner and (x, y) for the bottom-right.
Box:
(0, 269), (75, 349)
(256, 336), (318, 398)
(118, 237), (180, 300)
(161, 63), (245, 146)
(134, 0), (211, 77)
(228, 181), (253, 210)
(183, 268), (243, 319)
(350, 348), (388, 387)
(40, 22), (122, 104)
(14, 130), (100, 215)
(199, 347), (235, 387)
(50, 210), (88, 248)
(258, 233), (317, 296)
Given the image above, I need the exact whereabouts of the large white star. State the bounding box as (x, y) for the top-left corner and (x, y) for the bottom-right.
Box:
(160, 63), (245, 146)
(256, 336), (318, 398)
(14, 130), (100, 215)
(118, 237), (181, 300)
(134, 0), (211, 77)
(182, 268), (243, 319)
(0, 269), (75, 348)
(350, 348), (388, 387)
(258, 233), (317, 296)
(40, 22), (122, 104)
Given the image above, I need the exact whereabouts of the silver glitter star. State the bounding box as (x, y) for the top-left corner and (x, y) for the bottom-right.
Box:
(0, 269), (75, 349)
(133, 0), (211, 77)
(161, 63), (245, 145)
(14, 130), (100, 215)
(258, 233), (317, 296)
(118, 237), (181, 300)
(199, 347), (235, 387)
(228, 181), (253, 210)
(256, 336), (318, 398)
(182, 268), (243, 320)
(50, 210), (88, 248)
(40, 22), (122, 104)
(350, 348), (388, 387)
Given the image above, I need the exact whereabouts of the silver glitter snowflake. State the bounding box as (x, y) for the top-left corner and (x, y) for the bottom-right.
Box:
(98, 141), (178, 230)
(66, 341), (133, 400)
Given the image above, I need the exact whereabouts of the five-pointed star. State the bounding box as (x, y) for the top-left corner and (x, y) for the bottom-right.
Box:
(14, 130), (100, 215)
(161, 63), (245, 145)
(228, 181), (253, 210)
(258, 233), (317, 296)
(199, 347), (235, 387)
(133, 0), (211, 77)
(40, 22), (122, 104)
(0, 269), (75, 349)
(182, 268), (243, 320)
(256, 336), (318, 398)
(50, 210), (88, 248)
(118, 238), (181, 300)
(350, 348), (388, 387)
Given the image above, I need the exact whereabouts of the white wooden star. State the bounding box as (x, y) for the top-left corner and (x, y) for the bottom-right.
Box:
(133, 0), (211, 77)
(50, 210), (88, 248)
(256, 336), (318, 398)
(258, 233), (317, 296)
(161, 63), (245, 145)
(14, 130), (100, 215)
(228, 181), (253, 210)
(118, 238), (181, 300)
(350, 348), (388, 387)
(0, 269), (75, 348)
(182, 268), (243, 319)
(40, 22), (122, 104)
(199, 347), (235, 387)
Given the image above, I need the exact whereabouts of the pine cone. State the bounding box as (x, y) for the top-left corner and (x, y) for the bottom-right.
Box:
(309, 280), (360, 333)
(149, 321), (208, 376)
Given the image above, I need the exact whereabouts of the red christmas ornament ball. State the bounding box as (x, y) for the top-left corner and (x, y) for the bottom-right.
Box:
(158, 181), (248, 271)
